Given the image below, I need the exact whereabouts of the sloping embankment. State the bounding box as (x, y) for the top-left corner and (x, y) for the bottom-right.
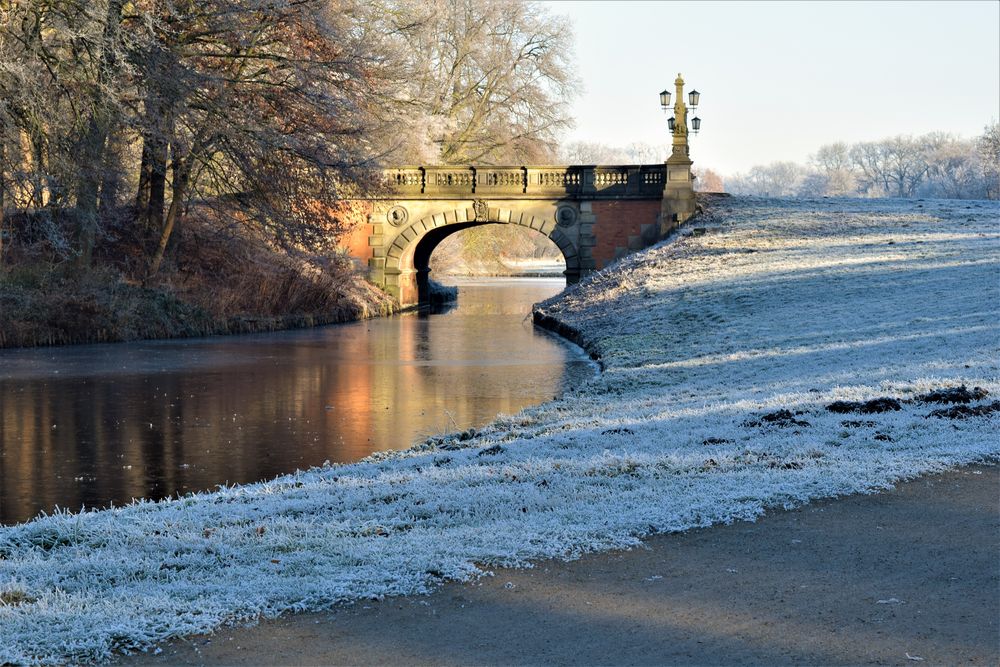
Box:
(2, 196), (998, 664)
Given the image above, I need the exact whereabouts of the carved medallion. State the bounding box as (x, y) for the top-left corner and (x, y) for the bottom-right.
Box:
(387, 205), (408, 227)
(555, 204), (578, 227)
(473, 199), (489, 222)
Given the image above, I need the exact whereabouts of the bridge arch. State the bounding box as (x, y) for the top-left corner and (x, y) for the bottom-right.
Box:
(380, 203), (583, 306)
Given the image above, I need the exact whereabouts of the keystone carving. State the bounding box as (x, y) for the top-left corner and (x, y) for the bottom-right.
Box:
(473, 199), (489, 222)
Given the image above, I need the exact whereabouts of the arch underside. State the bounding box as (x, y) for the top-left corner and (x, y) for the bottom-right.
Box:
(383, 206), (582, 304)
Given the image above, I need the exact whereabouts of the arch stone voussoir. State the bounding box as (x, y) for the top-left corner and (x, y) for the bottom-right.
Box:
(549, 228), (572, 249)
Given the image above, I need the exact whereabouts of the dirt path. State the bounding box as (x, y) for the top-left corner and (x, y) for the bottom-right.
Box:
(127, 464), (998, 666)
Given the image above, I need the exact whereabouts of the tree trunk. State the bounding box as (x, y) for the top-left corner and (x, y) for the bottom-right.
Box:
(74, 0), (125, 266)
(18, 129), (45, 210)
(0, 142), (5, 265)
(147, 154), (192, 279)
(147, 136), (168, 230)
(98, 131), (124, 213)
(136, 137), (152, 211)
(76, 121), (105, 218)
(165, 151), (187, 243)
(32, 138), (50, 208)
(75, 120), (105, 266)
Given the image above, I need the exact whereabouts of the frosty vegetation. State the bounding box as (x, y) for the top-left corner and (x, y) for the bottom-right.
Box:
(726, 127), (1000, 200)
(1, 197), (998, 663)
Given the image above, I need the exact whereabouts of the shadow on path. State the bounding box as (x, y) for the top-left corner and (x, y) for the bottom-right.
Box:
(126, 465), (999, 666)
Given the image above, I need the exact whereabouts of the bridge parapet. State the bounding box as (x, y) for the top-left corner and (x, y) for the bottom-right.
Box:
(380, 164), (667, 200)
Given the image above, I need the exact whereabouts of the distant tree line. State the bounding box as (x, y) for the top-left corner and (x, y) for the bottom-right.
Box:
(0, 0), (576, 276)
(726, 126), (999, 200)
(558, 141), (666, 165)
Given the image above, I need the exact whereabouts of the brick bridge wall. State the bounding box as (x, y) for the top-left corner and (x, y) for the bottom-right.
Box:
(590, 200), (664, 268)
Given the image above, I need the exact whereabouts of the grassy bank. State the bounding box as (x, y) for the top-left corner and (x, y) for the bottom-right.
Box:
(0, 211), (396, 349)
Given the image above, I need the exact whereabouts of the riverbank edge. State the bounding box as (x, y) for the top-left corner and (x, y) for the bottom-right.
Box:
(530, 197), (712, 364)
(531, 309), (603, 369)
(0, 294), (399, 350)
(0, 272), (530, 351)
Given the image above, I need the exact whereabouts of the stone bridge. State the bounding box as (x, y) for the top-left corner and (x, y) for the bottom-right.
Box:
(341, 161), (696, 307)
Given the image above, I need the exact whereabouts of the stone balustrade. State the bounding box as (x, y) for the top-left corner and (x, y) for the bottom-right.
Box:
(380, 164), (667, 199)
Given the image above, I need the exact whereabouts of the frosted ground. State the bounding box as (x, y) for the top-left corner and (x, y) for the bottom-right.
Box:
(2, 197), (998, 664)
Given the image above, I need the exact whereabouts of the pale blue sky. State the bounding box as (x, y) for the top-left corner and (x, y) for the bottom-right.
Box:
(546, 0), (1000, 174)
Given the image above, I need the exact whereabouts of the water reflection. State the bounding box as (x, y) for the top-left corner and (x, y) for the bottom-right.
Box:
(0, 278), (594, 525)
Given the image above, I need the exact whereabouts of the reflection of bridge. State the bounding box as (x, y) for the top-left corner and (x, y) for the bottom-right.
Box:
(341, 161), (696, 306)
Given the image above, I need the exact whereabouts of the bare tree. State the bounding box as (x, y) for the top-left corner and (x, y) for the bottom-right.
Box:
(359, 0), (578, 165)
(850, 141), (892, 196)
(558, 142), (628, 164)
(623, 142), (668, 164)
(727, 162), (804, 197)
(810, 142), (857, 196)
(73, 0), (127, 266)
(920, 134), (987, 199)
(142, 0), (383, 277)
(557, 141), (671, 165)
(0, 0), (114, 254)
(978, 122), (999, 199)
(0, 3), (67, 214)
(692, 167), (724, 193)
(795, 172), (830, 198)
(851, 136), (929, 198)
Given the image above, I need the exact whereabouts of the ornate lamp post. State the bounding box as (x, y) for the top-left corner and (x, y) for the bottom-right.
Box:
(659, 73), (701, 228)
(660, 74), (702, 157)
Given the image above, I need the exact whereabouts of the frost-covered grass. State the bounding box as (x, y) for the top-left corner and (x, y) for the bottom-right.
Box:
(2, 197), (998, 664)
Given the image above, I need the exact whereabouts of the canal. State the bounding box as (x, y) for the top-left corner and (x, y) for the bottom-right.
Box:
(0, 278), (594, 525)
